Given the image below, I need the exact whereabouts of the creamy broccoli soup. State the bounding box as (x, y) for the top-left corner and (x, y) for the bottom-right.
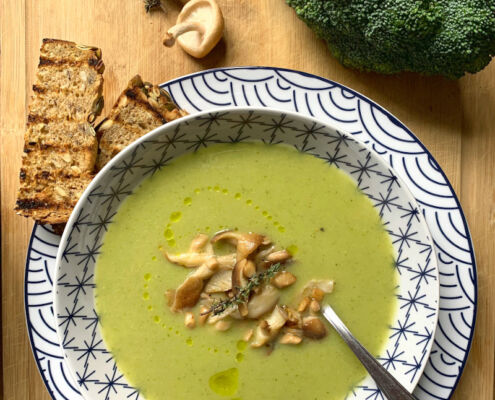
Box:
(95, 142), (397, 400)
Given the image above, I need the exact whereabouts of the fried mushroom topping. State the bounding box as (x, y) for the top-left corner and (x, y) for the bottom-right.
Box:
(163, 230), (334, 352)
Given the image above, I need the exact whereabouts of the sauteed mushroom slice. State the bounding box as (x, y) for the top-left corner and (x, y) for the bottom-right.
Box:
(231, 258), (247, 286)
(198, 258), (219, 276)
(171, 259), (219, 311)
(163, 234), (213, 267)
(232, 258), (250, 288)
(232, 258), (256, 318)
(247, 284), (280, 319)
(251, 306), (288, 348)
(231, 258), (256, 317)
(164, 233), (236, 268)
(204, 269), (233, 293)
(164, 252), (213, 268)
(163, 0), (224, 58)
(212, 230), (265, 260)
(171, 275), (204, 311)
(216, 253), (237, 268)
(188, 233), (210, 252)
(165, 251), (235, 269)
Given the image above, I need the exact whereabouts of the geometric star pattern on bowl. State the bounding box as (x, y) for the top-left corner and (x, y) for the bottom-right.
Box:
(54, 108), (439, 400)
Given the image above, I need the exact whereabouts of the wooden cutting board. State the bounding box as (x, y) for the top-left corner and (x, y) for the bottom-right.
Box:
(1, 1), (493, 399)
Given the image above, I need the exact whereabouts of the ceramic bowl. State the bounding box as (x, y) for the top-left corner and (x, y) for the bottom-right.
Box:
(54, 107), (439, 400)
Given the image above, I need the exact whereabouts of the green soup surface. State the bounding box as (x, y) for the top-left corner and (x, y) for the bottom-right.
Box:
(95, 142), (397, 400)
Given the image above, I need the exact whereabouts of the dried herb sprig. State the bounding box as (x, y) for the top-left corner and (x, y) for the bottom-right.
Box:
(143, 0), (163, 13)
(204, 263), (283, 316)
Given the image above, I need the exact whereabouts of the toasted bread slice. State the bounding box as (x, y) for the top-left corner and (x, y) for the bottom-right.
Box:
(15, 39), (104, 224)
(96, 75), (186, 170)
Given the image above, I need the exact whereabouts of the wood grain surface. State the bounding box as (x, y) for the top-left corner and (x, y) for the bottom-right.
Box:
(1, 1), (494, 399)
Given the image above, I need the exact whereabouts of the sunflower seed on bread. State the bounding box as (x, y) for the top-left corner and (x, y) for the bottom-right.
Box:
(96, 74), (187, 170)
(15, 39), (104, 225)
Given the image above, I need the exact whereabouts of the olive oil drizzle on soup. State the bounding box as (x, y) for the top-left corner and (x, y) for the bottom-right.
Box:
(95, 142), (397, 400)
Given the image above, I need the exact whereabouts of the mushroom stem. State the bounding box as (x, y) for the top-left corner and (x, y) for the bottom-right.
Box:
(163, 21), (205, 47)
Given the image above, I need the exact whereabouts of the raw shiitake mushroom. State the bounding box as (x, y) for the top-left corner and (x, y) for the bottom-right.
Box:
(163, 0), (224, 58)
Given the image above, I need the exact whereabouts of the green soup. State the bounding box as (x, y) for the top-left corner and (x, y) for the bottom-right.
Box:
(95, 142), (397, 400)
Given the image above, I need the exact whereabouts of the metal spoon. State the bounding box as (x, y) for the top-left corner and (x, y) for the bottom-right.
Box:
(322, 304), (417, 400)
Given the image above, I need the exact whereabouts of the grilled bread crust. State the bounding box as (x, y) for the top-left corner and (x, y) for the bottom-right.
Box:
(96, 75), (187, 170)
(15, 39), (104, 224)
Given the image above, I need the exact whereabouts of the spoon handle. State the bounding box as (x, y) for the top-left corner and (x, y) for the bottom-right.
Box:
(322, 304), (416, 400)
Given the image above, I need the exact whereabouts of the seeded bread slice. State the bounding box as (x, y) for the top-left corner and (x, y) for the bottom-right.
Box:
(96, 75), (186, 170)
(15, 39), (104, 224)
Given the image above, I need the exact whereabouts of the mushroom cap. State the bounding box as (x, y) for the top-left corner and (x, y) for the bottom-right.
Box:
(302, 316), (328, 340)
(176, 0), (224, 58)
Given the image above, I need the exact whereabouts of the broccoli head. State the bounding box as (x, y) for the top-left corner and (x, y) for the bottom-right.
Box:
(286, 0), (495, 78)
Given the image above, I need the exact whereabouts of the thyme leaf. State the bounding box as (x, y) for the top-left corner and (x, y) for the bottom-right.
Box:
(203, 263), (283, 316)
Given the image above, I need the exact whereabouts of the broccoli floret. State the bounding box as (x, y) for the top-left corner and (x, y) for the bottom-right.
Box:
(286, 0), (495, 78)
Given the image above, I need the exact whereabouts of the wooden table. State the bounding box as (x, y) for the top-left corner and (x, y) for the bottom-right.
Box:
(1, 1), (493, 399)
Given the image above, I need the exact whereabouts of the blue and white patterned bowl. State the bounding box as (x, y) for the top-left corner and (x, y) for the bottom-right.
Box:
(54, 107), (439, 400)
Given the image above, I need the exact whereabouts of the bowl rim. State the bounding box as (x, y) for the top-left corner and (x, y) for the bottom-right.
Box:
(53, 105), (440, 397)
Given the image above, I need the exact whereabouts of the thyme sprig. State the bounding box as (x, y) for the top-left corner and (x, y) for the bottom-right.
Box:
(203, 263), (283, 316)
(143, 0), (163, 13)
